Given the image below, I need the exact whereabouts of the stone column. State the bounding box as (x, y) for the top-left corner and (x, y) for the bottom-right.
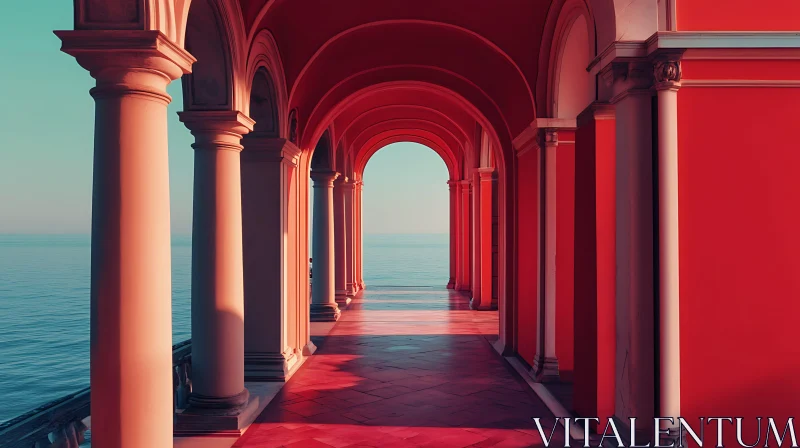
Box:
(475, 167), (495, 309)
(458, 180), (472, 291)
(343, 180), (357, 295)
(241, 137), (301, 381)
(447, 180), (458, 289)
(180, 110), (253, 418)
(333, 176), (351, 306)
(471, 170), (482, 304)
(534, 130), (560, 382)
(453, 181), (464, 290)
(355, 181), (365, 289)
(55, 30), (194, 447)
(654, 56), (683, 444)
(311, 171), (341, 321)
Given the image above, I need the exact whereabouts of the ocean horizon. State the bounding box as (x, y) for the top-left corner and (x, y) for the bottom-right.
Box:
(0, 232), (449, 423)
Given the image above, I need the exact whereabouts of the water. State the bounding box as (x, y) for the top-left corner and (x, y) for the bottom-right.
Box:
(0, 233), (448, 423)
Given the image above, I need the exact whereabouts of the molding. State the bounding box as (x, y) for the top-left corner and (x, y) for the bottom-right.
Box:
(647, 31), (800, 55)
(55, 30), (195, 76)
(512, 121), (540, 154)
(681, 79), (800, 88)
(588, 41), (648, 76)
(534, 118), (576, 130)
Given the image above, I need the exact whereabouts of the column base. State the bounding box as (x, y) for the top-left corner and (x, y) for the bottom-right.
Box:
(310, 303), (341, 322)
(470, 297), (496, 311)
(335, 294), (352, 307)
(447, 278), (456, 289)
(358, 281), (366, 289)
(244, 351), (298, 382)
(345, 283), (357, 295)
(531, 355), (560, 383)
(175, 387), (265, 436)
(302, 340), (317, 356)
(658, 424), (686, 448)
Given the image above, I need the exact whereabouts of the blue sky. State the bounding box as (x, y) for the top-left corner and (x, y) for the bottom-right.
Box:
(0, 3), (449, 235)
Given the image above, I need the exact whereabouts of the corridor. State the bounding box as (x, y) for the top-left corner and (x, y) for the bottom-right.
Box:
(234, 288), (563, 448)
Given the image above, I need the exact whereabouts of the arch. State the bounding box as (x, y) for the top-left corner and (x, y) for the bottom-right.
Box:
(353, 130), (459, 181)
(359, 140), (453, 180)
(551, 13), (594, 118)
(173, 0), (248, 111)
(310, 130), (334, 172)
(181, 0), (232, 110)
(537, 0), (596, 118)
(289, 20), (534, 111)
(248, 67), (280, 137)
(246, 29), (289, 137)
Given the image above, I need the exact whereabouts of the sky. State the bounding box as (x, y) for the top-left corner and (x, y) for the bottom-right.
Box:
(0, 3), (449, 235)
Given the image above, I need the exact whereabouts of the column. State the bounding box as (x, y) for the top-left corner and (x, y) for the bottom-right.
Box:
(471, 170), (482, 305)
(453, 181), (464, 290)
(343, 181), (357, 295)
(476, 167), (495, 309)
(573, 103), (617, 431)
(56, 30), (194, 447)
(654, 56), (682, 444)
(180, 110), (253, 418)
(355, 181), (365, 289)
(241, 137), (301, 381)
(311, 171), (341, 321)
(458, 180), (472, 291)
(608, 59), (657, 437)
(533, 130), (559, 381)
(333, 176), (351, 305)
(447, 180), (458, 289)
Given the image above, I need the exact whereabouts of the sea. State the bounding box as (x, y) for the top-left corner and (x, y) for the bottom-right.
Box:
(0, 233), (449, 423)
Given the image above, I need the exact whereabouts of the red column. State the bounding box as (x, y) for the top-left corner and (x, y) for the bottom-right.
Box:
(514, 143), (541, 366)
(344, 181), (357, 295)
(471, 171), (482, 303)
(573, 103), (616, 430)
(474, 168), (495, 310)
(447, 180), (458, 289)
(458, 180), (472, 291)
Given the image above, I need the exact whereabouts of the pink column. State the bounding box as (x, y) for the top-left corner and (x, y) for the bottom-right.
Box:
(310, 171), (341, 321)
(458, 180), (472, 291)
(343, 181), (357, 295)
(56, 30), (194, 447)
(534, 130), (560, 382)
(655, 56), (683, 443)
(476, 168), (495, 309)
(333, 177), (350, 305)
(471, 171), (482, 304)
(447, 180), (458, 289)
(241, 137), (301, 381)
(180, 111), (253, 415)
(355, 181), (366, 289)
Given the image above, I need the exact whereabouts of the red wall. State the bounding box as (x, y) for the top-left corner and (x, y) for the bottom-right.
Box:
(678, 60), (800, 445)
(516, 147), (541, 365)
(573, 109), (616, 428)
(677, 0), (800, 31)
(556, 136), (576, 378)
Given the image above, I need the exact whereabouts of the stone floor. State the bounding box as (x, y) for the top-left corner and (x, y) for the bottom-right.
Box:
(233, 287), (567, 448)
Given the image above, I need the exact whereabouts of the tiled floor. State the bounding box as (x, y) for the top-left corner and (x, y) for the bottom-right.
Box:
(234, 287), (566, 447)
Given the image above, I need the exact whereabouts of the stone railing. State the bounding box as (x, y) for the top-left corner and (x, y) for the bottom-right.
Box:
(0, 339), (193, 448)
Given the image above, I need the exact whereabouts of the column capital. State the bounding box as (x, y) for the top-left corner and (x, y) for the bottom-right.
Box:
(310, 170), (339, 186)
(334, 175), (350, 186)
(178, 110), (255, 152)
(477, 167), (494, 179)
(341, 179), (356, 190)
(241, 137), (302, 166)
(653, 56), (683, 91)
(55, 30), (195, 103)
